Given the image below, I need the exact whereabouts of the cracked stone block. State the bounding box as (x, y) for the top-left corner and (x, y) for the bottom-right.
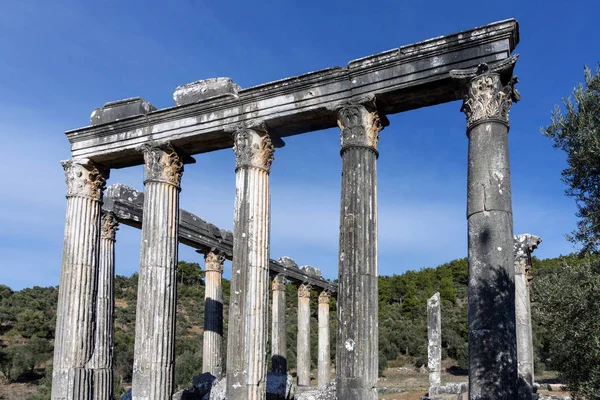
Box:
(173, 77), (240, 106)
(90, 97), (156, 125)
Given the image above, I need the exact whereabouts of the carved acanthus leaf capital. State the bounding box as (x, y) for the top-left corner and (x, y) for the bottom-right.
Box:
(514, 234), (542, 263)
(101, 212), (119, 240)
(233, 125), (275, 172)
(298, 284), (311, 299)
(62, 159), (109, 200)
(142, 143), (185, 187)
(318, 290), (330, 304)
(337, 98), (384, 154)
(272, 274), (286, 291)
(204, 251), (225, 273)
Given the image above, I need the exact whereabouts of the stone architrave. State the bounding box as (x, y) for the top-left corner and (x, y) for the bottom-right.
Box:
(132, 144), (186, 400)
(271, 274), (287, 374)
(225, 125), (275, 400)
(514, 234), (542, 399)
(90, 212), (119, 400)
(202, 251), (226, 379)
(318, 291), (331, 386)
(451, 57), (521, 399)
(297, 284), (312, 387)
(336, 97), (383, 400)
(427, 292), (442, 395)
(51, 159), (108, 400)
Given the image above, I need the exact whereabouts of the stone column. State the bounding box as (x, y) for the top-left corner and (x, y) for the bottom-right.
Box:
(132, 144), (185, 400)
(51, 159), (108, 400)
(451, 59), (520, 399)
(226, 125), (275, 400)
(318, 291), (331, 387)
(202, 251), (226, 379)
(297, 284), (312, 387)
(271, 274), (287, 374)
(336, 97), (383, 400)
(514, 234), (542, 399)
(90, 212), (119, 400)
(427, 292), (441, 396)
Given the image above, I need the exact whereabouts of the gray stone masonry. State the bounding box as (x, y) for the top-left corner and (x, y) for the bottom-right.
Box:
(202, 251), (226, 380)
(226, 126), (274, 400)
(52, 159), (108, 400)
(428, 293), (442, 395)
(336, 98), (383, 400)
(450, 58), (521, 399)
(173, 78), (240, 106)
(132, 144), (188, 400)
(271, 274), (287, 374)
(297, 284), (312, 387)
(318, 291), (331, 387)
(514, 234), (542, 400)
(90, 97), (156, 126)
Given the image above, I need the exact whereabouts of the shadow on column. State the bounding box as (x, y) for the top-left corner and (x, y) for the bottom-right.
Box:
(204, 298), (223, 334)
(271, 355), (287, 375)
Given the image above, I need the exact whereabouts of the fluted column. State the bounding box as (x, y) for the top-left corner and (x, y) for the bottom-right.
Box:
(297, 284), (312, 387)
(451, 58), (520, 399)
(336, 98), (383, 400)
(132, 144), (185, 400)
(202, 251), (226, 379)
(514, 234), (542, 400)
(318, 291), (331, 386)
(226, 125), (274, 400)
(51, 159), (108, 400)
(271, 274), (287, 374)
(90, 212), (119, 400)
(427, 293), (441, 395)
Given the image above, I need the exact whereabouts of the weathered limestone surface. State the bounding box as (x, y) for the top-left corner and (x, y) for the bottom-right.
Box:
(318, 291), (331, 387)
(132, 144), (187, 400)
(173, 78), (240, 106)
(428, 293), (442, 395)
(202, 251), (226, 379)
(514, 234), (542, 399)
(226, 126), (274, 400)
(90, 97), (156, 126)
(297, 284), (312, 387)
(89, 212), (119, 400)
(451, 58), (520, 399)
(336, 98), (383, 400)
(271, 274), (287, 374)
(66, 20), (518, 167)
(52, 159), (108, 400)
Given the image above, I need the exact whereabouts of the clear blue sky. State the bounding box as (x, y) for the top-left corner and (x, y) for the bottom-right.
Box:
(0, 0), (598, 290)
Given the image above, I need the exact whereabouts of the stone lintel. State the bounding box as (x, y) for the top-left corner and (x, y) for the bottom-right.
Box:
(173, 77), (241, 106)
(90, 97), (157, 126)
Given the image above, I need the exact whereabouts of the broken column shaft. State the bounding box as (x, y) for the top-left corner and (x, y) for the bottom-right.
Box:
(336, 99), (383, 400)
(427, 292), (442, 396)
(297, 284), (312, 387)
(271, 274), (287, 374)
(52, 160), (108, 400)
(132, 144), (185, 400)
(202, 251), (226, 379)
(318, 291), (331, 386)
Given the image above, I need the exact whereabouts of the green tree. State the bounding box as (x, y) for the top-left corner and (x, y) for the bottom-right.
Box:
(177, 261), (205, 286)
(542, 64), (600, 252)
(15, 309), (51, 338)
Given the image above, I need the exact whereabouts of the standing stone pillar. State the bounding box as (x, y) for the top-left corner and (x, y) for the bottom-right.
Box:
(318, 291), (331, 387)
(271, 274), (287, 374)
(451, 59), (520, 399)
(427, 292), (441, 396)
(514, 234), (542, 399)
(132, 144), (186, 400)
(202, 250), (226, 379)
(336, 97), (384, 400)
(226, 125), (275, 400)
(297, 284), (312, 387)
(90, 212), (119, 400)
(52, 159), (108, 400)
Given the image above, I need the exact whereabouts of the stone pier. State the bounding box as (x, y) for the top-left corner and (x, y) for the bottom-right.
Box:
(202, 250), (226, 379)
(336, 98), (383, 400)
(318, 291), (331, 387)
(271, 274), (287, 374)
(90, 212), (118, 400)
(427, 292), (442, 395)
(52, 160), (108, 400)
(226, 126), (275, 400)
(132, 144), (186, 400)
(297, 284), (312, 387)
(514, 234), (542, 399)
(451, 58), (520, 399)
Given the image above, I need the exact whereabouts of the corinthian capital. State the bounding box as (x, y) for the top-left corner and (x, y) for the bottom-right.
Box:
(272, 274), (286, 292)
(298, 284), (311, 299)
(318, 290), (330, 305)
(337, 99), (384, 154)
(62, 159), (109, 200)
(513, 234), (542, 263)
(142, 143), (185, 187)
(233, 125), (275, 172)
(204, 251), (225, 273)
(101, 212), (119, 240)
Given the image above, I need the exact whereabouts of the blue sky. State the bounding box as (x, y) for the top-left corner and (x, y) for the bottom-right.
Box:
(0, 0), (598, 290)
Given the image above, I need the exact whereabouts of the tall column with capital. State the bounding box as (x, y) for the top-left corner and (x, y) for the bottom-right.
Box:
(297, 284), (312, 387)
(318, 291), (331, 386)
(132, 144), (185, 400)
(202, 250), (226, 379)
(514, 234), (542, 400)
(51, 160), (108, 400)
(226, 126), (274, 400)
(336, 98), (383, 400)
(271, 274), (287, 374)
(90, 212), (119, 400)
(451, 59), (521, 399)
